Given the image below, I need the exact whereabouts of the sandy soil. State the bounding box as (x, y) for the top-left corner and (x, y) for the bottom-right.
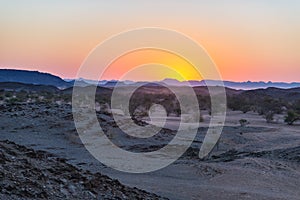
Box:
(0, 103), (299, 200)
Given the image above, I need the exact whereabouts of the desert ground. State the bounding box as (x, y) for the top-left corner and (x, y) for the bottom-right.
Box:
(0, 102), (299, 200)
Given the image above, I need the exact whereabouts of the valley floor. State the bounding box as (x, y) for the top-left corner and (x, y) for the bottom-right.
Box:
(0, 103), (299, 200)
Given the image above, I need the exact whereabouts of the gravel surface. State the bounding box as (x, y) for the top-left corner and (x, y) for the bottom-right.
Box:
(0, 140), (167, 200)
(0, 103), (300, 199)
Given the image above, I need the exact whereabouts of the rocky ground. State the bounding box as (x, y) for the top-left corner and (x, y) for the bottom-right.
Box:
(0, 140), (166, 200)
(0, 102), (300, 199)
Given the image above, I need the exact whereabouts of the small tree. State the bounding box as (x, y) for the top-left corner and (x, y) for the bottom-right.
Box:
(285, 110), (299, 125)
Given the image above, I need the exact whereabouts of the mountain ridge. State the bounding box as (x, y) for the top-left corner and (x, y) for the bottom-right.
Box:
(1, 69), (300, 90)
(0, 69), (71, 88)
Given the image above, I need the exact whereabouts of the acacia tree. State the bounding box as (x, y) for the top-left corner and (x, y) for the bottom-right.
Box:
(285, 110), (299, 125)
(285, 100), (300, 125)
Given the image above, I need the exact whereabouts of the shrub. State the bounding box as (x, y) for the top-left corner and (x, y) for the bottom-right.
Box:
(239, 119), (249, 127)
(4, 92), (13, 98)
(265, 111), (274, 123)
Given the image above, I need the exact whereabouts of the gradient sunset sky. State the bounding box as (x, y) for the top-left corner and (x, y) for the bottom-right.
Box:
(1, 0), (299, 82)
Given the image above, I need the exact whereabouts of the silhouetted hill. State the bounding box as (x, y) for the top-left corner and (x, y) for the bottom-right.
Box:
(241, 87), (300, 101)
(0, 69), (71, 88)
(192, 86), (243, 96)
(62, 85), (112, 95)
(0, 82), (60, 93)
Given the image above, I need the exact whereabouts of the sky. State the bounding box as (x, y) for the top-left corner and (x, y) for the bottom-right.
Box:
(0, 0), (300, 82)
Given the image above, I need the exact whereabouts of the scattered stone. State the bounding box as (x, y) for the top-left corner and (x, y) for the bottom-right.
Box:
(0, 140), (167, 200)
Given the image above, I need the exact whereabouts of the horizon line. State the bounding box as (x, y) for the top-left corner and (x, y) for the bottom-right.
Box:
(1, 67), (300, 84)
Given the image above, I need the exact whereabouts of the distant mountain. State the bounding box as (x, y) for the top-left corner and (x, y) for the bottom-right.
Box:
(65, 77), (300, 90)
(0, 69), (71, 88)
(222, 81), (300, 90)
(104, 80), (119, 87)
(161, 78), (182, 86)
(66, 79), (90, 87)
(160, 79), (300, 89)
(65, 78), (108, 86)
(1, 69), (300, 90)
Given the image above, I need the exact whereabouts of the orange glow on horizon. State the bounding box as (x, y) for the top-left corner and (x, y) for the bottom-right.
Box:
(101, 49), (203, 81)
